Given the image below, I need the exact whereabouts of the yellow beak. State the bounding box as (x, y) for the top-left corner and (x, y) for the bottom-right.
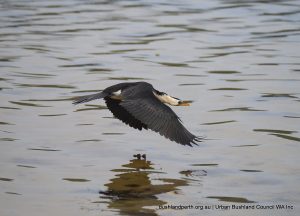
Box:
(178, 100), (192, 106)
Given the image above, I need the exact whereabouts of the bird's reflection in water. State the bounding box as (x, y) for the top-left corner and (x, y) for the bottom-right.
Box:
(99, 155), (188, 216)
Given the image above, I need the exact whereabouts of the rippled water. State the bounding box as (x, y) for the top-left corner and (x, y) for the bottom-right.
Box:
(1, 0), (300, 215)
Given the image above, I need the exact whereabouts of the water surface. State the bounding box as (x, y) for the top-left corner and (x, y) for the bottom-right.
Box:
(1, 0), (300, 216)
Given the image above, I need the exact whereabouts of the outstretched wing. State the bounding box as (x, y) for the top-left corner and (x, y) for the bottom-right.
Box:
(105, 97), (148, 130)
(119, 86), (200, 146)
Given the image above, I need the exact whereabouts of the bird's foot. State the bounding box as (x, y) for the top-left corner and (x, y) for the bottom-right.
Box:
(133, 153), (146, 160)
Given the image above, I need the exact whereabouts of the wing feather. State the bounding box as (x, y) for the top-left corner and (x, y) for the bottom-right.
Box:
(119, 85), (200, 146)
(105, 97), (147, 130)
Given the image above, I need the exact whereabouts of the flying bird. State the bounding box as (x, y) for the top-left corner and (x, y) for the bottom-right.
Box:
(73, 82), (201, 146)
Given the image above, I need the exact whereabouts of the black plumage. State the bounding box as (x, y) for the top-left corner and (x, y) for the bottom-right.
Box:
(105, 97), (148, 131)
(73, 82), (201, 146)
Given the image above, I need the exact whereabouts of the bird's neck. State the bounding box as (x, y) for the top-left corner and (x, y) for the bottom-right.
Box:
(153, 91), (179, 106)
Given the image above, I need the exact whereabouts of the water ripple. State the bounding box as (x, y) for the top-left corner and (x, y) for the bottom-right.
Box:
(1, 0), (300, 214)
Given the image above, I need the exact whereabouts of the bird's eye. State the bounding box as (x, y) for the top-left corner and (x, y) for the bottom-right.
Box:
(155, 91), (165, 95)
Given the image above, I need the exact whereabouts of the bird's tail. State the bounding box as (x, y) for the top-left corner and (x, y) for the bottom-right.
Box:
(72, 92), (108, 105)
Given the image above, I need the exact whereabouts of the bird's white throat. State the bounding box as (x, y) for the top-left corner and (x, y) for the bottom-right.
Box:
(153, 91), (179, 106)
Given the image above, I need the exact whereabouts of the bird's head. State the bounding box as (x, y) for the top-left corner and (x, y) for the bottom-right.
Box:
(154, 90), (192, 106)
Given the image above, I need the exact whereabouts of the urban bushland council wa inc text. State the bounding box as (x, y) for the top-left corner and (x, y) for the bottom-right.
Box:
(158, 204), (294, 210)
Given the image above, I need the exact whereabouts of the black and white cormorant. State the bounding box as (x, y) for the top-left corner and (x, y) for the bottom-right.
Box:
(73, 82), (201, 146)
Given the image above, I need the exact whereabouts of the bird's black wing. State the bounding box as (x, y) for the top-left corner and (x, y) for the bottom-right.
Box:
(119, 85), (200, 146)
(104, 97), (148, 131)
